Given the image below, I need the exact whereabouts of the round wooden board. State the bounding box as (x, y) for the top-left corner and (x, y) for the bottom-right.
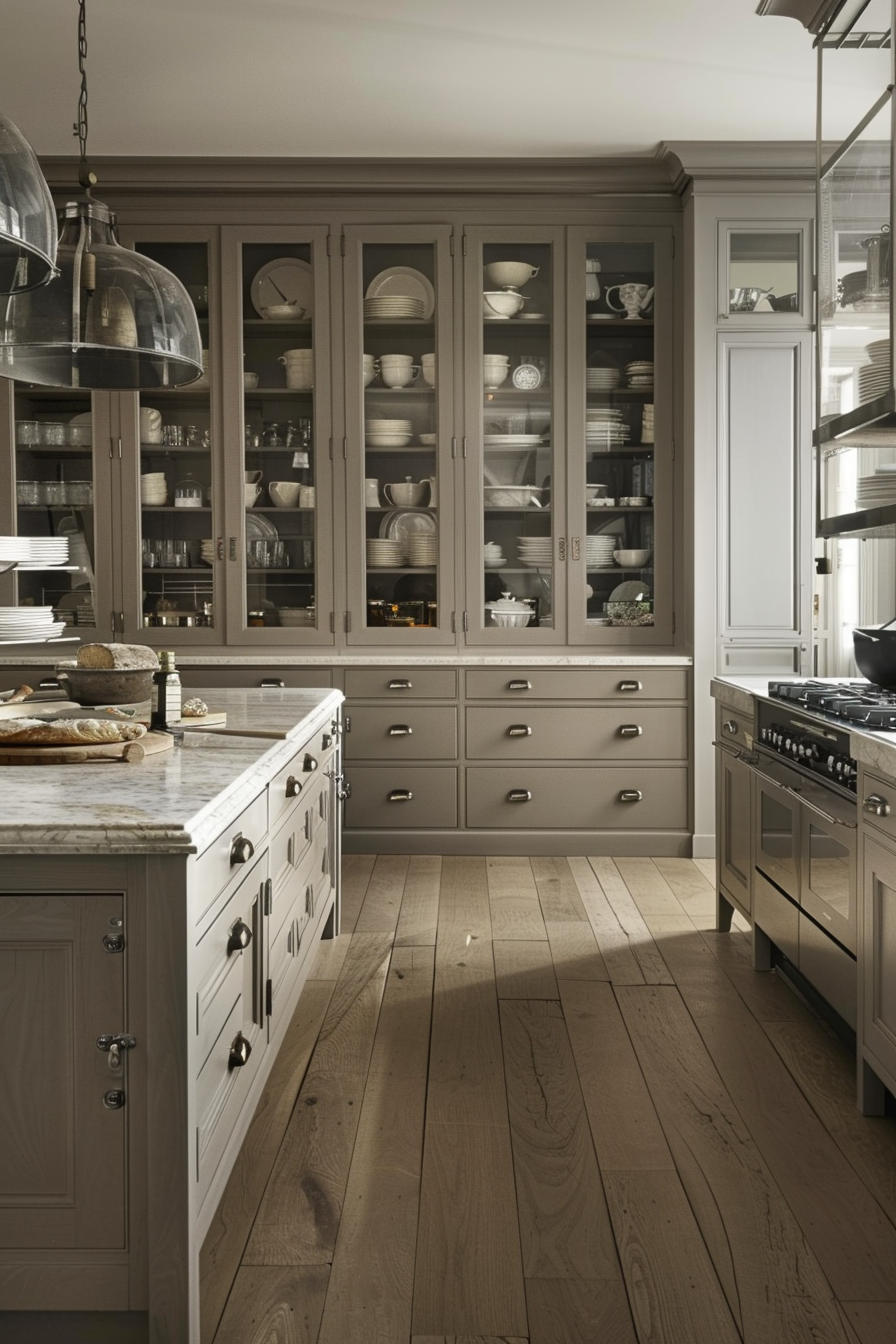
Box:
(0, 731), (174, 766)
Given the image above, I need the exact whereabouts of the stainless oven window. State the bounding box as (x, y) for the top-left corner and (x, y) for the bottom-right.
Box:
(807, 823), (851, 921)
(760, 790), (797, 864)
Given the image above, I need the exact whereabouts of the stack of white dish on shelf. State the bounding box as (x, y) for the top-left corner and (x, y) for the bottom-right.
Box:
(407, 532), (438, 566)
(0, 536), (69, 565)
(0, 605), (66, 643)
(484, 541), (505, 567)
(856, 464), (896, 509)
(586, 365), (621, 391)
(517, 536), (553, 567)
(364, 295), (424, 320)
(367, 537), (406, 567)
(366, 419), (413, 448)
(141, 472), (168, 505)
(641, 403), (654, 444)
(586, 408), (631, 449)
(626, 360), (654, 389)
(859, 341), (891, 405)
(199, 539), (216, 566)
(585, 534), (621, 568)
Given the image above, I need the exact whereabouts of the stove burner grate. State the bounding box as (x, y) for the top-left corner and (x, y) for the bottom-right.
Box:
(768, 680), (896, 727)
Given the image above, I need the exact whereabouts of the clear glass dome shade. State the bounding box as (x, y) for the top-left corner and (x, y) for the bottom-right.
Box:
(0, 113), (58, 294)
(0, 199), (203, 388)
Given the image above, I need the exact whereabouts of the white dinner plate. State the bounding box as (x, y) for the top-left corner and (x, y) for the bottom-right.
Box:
(366, 267), (435, 319)
(251, 257), (314, 318)
(380, 510), (437, 551)
(245, 512), (279, 541)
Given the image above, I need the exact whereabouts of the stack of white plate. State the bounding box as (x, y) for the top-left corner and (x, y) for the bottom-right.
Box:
(484, 542), (505, 568)
(641, 402), (654, 445)
(857, 472), (896, 508)
(367, 538), (406, 567)
(407, 533), (438, 566)
(586, 409), (631, 448)
(586, 367), (621, 391)
(626, 360), (654, 388)
(859, 341), (891, 404)
(0, 605), (66, 643)
(585, 535), (620, 568)
(366, 418), (413, 448)
(364, 296), (424, 320)
(199, 539), (216, 566)
(517, 536), (554, 567)
(483, 432), (543, 447)
(0, 536), (69, 565)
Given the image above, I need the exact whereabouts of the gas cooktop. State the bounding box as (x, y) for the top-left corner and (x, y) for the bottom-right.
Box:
(768, 679), (896, 730)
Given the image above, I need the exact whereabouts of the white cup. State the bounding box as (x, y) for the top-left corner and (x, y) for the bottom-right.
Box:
(299, 486), (315, 508)
(245, 482), (261, 507)
(268, 480), (300, 507)
(140, 407), (162, 443)
(422, 353), (436, 387)
(381, 364), (420, 388)
(365, 478), (380, 507)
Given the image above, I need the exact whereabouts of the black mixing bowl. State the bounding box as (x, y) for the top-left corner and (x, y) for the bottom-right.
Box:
(853, 626), (896, 688)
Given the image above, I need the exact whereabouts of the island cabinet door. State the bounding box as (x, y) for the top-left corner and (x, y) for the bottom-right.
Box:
(0, 894), (126, 1257)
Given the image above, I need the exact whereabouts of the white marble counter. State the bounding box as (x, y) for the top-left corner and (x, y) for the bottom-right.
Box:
(0, 687), (342, 857)
(0, 650), (692, 669)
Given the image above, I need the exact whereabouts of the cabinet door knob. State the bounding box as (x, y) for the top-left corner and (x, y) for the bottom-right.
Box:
(388, 789), (414, 802)
(863, 793), (891, 818)
(508, 680), (532, 691)
(388, 679), (412, 690)
(228, 1033), (252, 1070)
(304, 753), (319, 772)
(723, 719), (739, 735)
(619, 789), (643, 803)
(507, 789), (532, 802)
(507, 724), (532, 737)
(230, 834), (255, 865)
(388, 724), (413, 736)
(619, 724), (643, 737)
(285, 774), (302, 797)
(227, 919), (253, 954)
(618, 680), (642, 693)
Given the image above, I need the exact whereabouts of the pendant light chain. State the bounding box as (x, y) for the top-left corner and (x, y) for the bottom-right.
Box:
(74, 0), (97, 192)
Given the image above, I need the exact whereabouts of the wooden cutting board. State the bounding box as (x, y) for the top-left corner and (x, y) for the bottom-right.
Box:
(171, 711), (227, 728)
(0, 731), (174, 766)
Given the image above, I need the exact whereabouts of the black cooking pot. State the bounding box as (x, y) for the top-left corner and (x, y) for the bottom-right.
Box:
(853, 622), (896, 687)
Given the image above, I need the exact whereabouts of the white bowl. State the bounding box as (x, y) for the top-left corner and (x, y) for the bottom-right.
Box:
(488, 609), (532, 627)
(484, 261), (538, 289)
(419, 433), (437, 445)
(614, 549), (651, 566)
(483, 291), (525, 318)
(366, 433), (413, 447)
(261, 303), (305, 321)
(483, 486), (544, 508)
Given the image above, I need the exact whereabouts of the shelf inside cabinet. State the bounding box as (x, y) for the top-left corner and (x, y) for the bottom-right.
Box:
(244, 388), (313, 399)
(243, 319), (312, 330)
(818, 504), (896, 539)
(586, 318), (654, 328)
(815, 396), (896, 446)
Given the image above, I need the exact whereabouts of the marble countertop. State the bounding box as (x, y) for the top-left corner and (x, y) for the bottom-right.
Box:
(0, 650), (692, 669)
(0, 687), (343, 857)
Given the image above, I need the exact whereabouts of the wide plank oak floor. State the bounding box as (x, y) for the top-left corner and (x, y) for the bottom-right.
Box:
(203, 855), (896, 1344)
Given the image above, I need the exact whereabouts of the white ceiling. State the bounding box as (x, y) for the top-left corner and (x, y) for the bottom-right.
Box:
(0, 0), (889, 160)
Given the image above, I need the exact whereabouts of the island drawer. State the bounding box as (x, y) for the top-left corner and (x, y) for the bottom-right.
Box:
(344, 767), (458, 829)
(465, 668), (688, 702)
(859, 770), (896, 845)
(192, 791), (269, 928)
(344, 668), (457, 699)
(269, 732), (335, 834)
(194, 856), (265, 1070)
(465, 766), (688, 830)
(466, 706), (687, 761)
(196, 993), (264, 1206)
(715, 698), (752, 752)
(345, 706), (457, 760)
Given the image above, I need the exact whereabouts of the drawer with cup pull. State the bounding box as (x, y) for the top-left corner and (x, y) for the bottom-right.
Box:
(344, 668), (457, 699)
(344, 767), (458, 829)
(345, 706), (457, 760)
(466, 706), (687, 761)
(714, 699), (752, 752)
(191, 790), (269, 929)
(175, 666), (335, 690)
(859, 769), (896, 843)
(194, 853), (266, 1064)
(465, 766), (688, 830)
(268, 733), (335, 834)
(195, 990), (264, 1206)
(465, 667), (688, 702)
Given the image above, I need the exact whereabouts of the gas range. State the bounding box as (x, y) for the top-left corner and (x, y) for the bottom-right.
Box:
(756, 680), (879, 797)
(767, 679), (896, 731)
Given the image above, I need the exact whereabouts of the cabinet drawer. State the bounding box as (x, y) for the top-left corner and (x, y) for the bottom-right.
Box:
(192, 790), (268, 928)
(269, 736), (334, 834)
(194, 855), (265, 1070)
(345, 667), (457, 699)
(465, 667), (687, 702)
(196, 987), (264, 1206)
(715, 699), (752, 751)
(860, 770), (896, 846)
(466, 706), (686, 761)
(346, 706), (457, 760)
(345, 766), (458, 829)
(179, 667), (334, 689)
(465, 766), (688, 830)
(270, 825), (321, 946)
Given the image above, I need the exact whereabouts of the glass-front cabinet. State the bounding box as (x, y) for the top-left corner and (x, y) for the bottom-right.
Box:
(344, 225), (455, 643)
(720, 225), (807, 320)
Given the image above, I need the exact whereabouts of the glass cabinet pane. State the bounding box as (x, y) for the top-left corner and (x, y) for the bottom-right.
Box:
(581, 240), (656, 633)
(134, 241), (217, 635)
(727, 229), (802, 315)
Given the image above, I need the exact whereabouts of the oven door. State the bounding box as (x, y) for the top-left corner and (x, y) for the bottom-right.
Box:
(752, 752), (802, 903)
(798, 780), (857, 955)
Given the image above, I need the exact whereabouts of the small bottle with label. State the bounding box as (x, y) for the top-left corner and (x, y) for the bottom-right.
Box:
(150, 651), (182, 731)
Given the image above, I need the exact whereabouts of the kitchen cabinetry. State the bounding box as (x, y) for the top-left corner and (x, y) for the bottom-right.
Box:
(714, 694), (753, 926)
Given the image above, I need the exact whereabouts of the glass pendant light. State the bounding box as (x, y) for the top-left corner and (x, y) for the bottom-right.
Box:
(0, 114), (58, 295)
(0, 0), (202, 390)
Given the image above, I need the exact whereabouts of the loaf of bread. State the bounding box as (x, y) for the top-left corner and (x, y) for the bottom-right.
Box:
(77, 643), (160, 671)
(0, 718), (148, 745)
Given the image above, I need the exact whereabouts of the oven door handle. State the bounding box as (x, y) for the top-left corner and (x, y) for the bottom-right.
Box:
(712, 740), (760, 766)
(794, 789), (857, 830)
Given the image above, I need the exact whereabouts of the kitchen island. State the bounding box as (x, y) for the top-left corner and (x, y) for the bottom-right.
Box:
(0, 686), (343, 1343)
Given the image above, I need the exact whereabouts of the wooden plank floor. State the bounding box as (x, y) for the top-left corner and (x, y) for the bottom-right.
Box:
(206, 855), (896, 1344)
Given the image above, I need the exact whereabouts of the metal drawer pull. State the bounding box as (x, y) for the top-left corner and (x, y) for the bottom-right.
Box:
(723, 719), (739, 735)
(260, 679), (285, 688)
(388, 724), (413, 736)
(618, 680), (642, 693)
(508, 790), (532, 802)
(864, 793), (891, 818)
(508, 680), (532, 691)
(388, 679), (412, 689)
(303, 753), (319, 772)
(619, 724), (642, 737)
(619, 790), (643, 803)
(228, 1033), (252, 1070)
(388, 789), (414, 802)
(508, 724), (532, 737)
(285, 774), (302, 798)
(230, 834), (255, 865)
(226, 919), (253, 953)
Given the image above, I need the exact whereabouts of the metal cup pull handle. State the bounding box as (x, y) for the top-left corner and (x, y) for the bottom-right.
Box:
(303, 753), (319, 772)
(508, 789), (532, 802)
(230, 834), (255, 865)
(388, 725), (413, 736)
(388, 789), (414, 802)
(863, 793), (891, 818)
(388, 679), (412, 689)
(259, 679), (285, 688)
(508, 680), (532, 691)
(227, 919), (253, 954)
(507, 724), (532, 737)
(618, 680), (642, 693)
(228, 1033), (252, 1070)
(619, 724), (642, 737)
(285, 774), (302, 797)
(619, 789), (643, 803)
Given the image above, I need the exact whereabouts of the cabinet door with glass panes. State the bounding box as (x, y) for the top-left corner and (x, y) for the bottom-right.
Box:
(566, 227), (674, 644)
(463, 227), (566, 644)
(343, 225), (456, 644)
(221, 227), (334, 644)
(0, 381), (115, 646)
(116, 226), (222, 645)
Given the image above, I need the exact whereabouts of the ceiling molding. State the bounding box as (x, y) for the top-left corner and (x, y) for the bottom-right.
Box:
(660, 140), (817, 193)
